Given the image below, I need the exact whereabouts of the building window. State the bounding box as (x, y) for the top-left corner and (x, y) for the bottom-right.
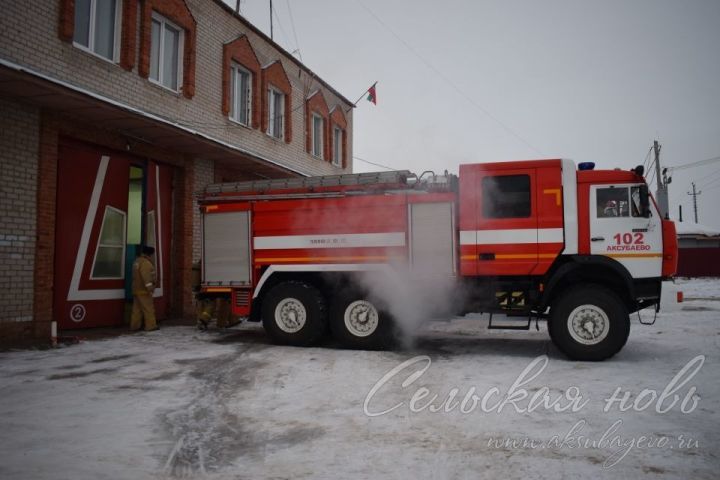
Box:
(332, 126), (343, 166)
(481, 175), (531, 218)
(267, 87), (285, 139)
(149, 12), (184, 92)
(73, 0), (121, 61)
(230, 63), (252, 126)
(91, 206), (126, 279)
(311, 114), (324, 158)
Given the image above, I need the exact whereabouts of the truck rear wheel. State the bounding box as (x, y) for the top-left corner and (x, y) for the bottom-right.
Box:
(329, 292), (396, 350)
(549, 285), (630, 361)
(262, 281), (327, 346)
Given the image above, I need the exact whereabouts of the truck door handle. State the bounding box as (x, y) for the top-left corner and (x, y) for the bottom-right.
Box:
(478, 253), (495, 260)
(591, 236), (605, 242)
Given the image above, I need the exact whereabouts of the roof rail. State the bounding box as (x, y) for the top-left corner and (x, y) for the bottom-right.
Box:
(203, 170), (414, 195)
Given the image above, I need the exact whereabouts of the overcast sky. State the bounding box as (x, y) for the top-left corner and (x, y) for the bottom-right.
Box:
(229, 0), (720, 228)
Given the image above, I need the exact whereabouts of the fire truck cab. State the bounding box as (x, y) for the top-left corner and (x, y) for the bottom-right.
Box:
(197, 159), (677, 361)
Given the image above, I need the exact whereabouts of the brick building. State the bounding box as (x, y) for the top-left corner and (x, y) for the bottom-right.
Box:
(0, 0), (354, 342)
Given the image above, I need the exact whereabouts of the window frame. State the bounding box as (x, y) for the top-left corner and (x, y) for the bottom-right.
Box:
(481, 174), (532, 219)
(149, 11), (185, 93)
(594, 184), (645, 220)
(267, 86), (285, 139)
(311, 113), (324, 159)
(72, 0), (122, 63)
(229, 62), (252, 126)
(332, 126), (343, 166)
(90, 205), (127, 280)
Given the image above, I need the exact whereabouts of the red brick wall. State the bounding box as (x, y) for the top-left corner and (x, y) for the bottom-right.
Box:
(120, 0), (139, 70)
(222, 35), (261, 128)
(33, 115), (59, 339)
(172, 157), (195, 318)
(261, 61), (292, 143)
(138, 0), (197, 98)
(58, 0), (75, 42)
(677, 247), (720, 277)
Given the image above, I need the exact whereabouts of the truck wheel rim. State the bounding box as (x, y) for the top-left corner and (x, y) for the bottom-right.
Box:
(344, 300), (379, 338)
(567, 304), (610, 345)
(275, 298), (307, 333)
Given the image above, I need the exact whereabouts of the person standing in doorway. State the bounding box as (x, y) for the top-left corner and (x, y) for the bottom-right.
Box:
(131, 246), (158, 331)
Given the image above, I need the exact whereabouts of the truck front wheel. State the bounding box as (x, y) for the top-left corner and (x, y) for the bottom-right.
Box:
(262, 281), (327, 346)
(549, 285), (630, 361)
(329, 292), (396, 350)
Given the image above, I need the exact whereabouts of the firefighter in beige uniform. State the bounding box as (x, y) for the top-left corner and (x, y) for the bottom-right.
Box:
(131, 246), (158, 331)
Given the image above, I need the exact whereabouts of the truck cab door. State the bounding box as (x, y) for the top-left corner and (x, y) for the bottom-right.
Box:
(589, 184), (663, 278)
(474, 169), (538, 275)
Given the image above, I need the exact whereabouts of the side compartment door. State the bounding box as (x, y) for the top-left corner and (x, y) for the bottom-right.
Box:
(202, 209), (252, 286)
(589, 184), (663, 278)
(474, 169), (538, 275)
(408, 201), (456, 277)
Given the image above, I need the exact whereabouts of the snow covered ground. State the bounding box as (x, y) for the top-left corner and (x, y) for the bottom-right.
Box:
(0, 279), (718, 479)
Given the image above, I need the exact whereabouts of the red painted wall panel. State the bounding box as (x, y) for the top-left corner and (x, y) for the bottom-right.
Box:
(677, 248), (720, 277)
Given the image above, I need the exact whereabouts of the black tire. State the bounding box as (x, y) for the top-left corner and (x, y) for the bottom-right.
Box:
(548, 285), (630, 361)
(329, 291), (396, 350)
(261, 281), (327, 346)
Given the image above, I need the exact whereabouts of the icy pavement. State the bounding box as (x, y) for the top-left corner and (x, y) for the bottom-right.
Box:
(0, 280), (718, 479)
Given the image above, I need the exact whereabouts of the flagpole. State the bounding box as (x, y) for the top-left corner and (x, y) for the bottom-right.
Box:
(352, 81), (377, 106)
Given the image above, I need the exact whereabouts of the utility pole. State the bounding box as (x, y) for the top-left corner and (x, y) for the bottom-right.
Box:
(687, 182), (701, 223)
(653, 140), (670, 219)
(678, 204), (683, 222)
(269, 0), (274, 40)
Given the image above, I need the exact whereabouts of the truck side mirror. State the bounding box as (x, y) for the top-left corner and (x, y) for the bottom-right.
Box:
(639, 185), (651, 218)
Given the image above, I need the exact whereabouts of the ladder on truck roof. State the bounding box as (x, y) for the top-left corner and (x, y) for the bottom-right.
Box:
(203, 170), (414, 195)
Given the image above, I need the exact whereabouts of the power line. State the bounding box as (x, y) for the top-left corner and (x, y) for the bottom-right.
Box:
(696, 166), (720, 187)
(669, 155), (720, 171)
(270, 2), (292, 47)
(354, 0), (544, 157)
(702, 175), (720, 189)
(352, 155), (395, 170)
(641, 146), (653, 172)
(646, 156), (656, 187)
(285, 0), (303, 62)
(647, 164), (656, 189)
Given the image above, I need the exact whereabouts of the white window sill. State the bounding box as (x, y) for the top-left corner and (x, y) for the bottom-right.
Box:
(148, 78), (182, 96)
(229, 117), (252, 129)
(72, 42), (120, 68)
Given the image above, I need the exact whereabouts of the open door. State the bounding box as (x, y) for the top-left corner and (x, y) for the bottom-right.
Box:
(54, 141), (130, 328)
(54, 140), (174, 329)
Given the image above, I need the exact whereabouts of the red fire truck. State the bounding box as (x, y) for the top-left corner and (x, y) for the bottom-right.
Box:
(197, 159), (677, 360)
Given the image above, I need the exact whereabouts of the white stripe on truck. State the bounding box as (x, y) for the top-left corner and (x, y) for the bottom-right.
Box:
(459, 228), (563, 245)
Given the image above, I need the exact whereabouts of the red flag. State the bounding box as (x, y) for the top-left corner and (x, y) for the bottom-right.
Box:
(366, 84), (377, 105)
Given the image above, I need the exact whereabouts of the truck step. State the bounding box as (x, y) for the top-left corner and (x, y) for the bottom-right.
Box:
(487, 312), (537, 331)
